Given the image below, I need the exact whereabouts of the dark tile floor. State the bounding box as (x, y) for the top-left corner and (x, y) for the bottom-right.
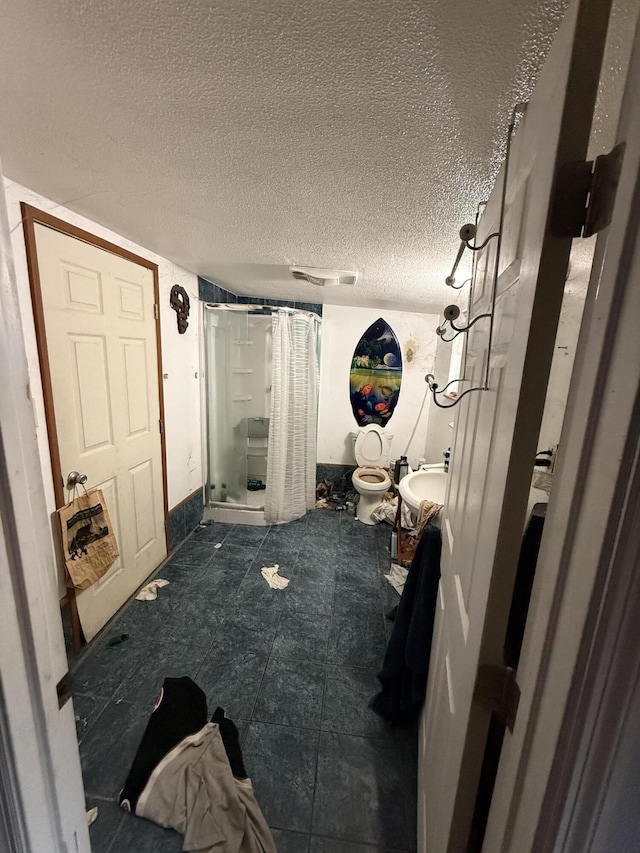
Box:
(71, 509), (417, 853)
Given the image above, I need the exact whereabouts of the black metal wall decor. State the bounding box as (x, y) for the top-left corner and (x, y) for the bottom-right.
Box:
(170, 284), (190, 333)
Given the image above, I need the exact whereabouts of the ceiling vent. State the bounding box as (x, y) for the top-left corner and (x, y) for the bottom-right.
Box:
(289, 266), (358, 287)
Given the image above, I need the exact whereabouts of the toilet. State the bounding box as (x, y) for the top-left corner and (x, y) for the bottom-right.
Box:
(351, 424), (393, 525)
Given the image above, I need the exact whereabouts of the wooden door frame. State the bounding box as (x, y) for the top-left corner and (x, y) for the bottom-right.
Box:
(1, 185), (90, 850)
(20, 203), (170, 590)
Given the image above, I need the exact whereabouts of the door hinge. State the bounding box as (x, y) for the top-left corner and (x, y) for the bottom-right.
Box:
(159, 419), (163, 434)
(473, 664), (520, 733)
(56, 671), (72, 709)
(550, 141), (625, 239)
(154, 304), (159, 320)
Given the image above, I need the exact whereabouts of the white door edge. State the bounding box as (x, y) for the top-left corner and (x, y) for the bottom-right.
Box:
(484, 14), (640, 850)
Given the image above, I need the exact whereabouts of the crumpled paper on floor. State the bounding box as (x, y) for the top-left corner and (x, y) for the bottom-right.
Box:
(261, 564), (290, 590)
(135, 579), (170, 601)
(384, 563), (409, 594)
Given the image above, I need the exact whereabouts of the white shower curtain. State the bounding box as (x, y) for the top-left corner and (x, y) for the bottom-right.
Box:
(265, 311), (320, 524)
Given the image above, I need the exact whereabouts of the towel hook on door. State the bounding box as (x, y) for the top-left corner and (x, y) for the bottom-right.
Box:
(430, 102), (527, 408)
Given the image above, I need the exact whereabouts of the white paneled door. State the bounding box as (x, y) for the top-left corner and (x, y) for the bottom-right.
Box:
(418, 0), (613, 850)
(34, 222), (167, 641)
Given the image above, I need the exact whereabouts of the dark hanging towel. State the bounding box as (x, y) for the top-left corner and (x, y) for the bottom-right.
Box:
(370, 525), (442, 725)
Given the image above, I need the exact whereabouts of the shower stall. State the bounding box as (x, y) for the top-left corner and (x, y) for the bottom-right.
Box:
(202, 303), (320, 525)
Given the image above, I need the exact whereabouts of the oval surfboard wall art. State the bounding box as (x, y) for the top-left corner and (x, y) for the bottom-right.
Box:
(350, 318), (402, 428)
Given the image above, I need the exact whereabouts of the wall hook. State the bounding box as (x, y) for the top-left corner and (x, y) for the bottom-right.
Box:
(445, 224), (500, 288)
(436, 304), (493, 341)
(425, 373), (487, 409)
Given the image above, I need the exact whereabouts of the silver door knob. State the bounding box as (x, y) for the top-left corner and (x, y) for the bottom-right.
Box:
(66, 471), (88, 488)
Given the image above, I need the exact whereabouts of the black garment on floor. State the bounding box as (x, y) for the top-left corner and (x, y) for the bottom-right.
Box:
(211, 706), (248, 779)
(119, 677), (251, 812)
(119, 676), (208, 812)
(370, 525), (442, 725)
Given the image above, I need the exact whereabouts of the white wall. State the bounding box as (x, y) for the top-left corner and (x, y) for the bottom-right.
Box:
(4, 179), (202, 522)
(317, 305), (440, 469)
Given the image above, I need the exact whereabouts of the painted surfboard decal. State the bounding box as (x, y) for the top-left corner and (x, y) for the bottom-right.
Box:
(350, 318), (402, 428)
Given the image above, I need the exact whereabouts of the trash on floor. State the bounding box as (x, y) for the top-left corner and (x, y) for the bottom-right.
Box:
(107, 633), (129, 647)
(119, 677), (276, 853)
(260, 564), (290, 589)
(315, 473), (359, 512)
(371, 496), (414, 530)
(214, 542), (223, 549)
(135, 578), (170, 601)
(86, 806), (98, 826)
(384, 563), (409, 594)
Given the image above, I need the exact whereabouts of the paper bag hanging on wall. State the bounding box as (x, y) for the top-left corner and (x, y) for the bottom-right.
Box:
(56, 488), (119, 590)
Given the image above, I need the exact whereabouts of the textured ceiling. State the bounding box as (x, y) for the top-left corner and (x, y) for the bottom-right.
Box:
(0, 0), (570, 312)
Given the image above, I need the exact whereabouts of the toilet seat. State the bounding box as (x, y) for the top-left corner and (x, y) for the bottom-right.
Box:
(353, 424), (392, 468)
(354, 468), (388, 484)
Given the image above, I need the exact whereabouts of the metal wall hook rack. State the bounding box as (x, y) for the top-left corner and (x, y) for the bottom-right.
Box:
(425, 373), (487, 409)
(431, 102), (527, 409)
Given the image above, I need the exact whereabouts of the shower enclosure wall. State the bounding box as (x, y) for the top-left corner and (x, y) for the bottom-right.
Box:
(204, 305), (273, 522)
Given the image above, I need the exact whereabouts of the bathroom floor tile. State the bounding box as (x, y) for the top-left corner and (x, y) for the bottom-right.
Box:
(170, 539), (218, 567)
(196, 648), (268, 720)
(225, 524), (269, 547)
(115, 634), (211, 706)
(272, 828), (311, 853)
(253, 657), (325, 729)
(283, 575), (335, 616)
(192, 566), (246, 605)
(211, 543), (260, 572)
(271, 611), (332, 663)
(73, 693), (109, 743)
(107, 597), (178, 643)
(192, 521), (233, 543)
(85, 796), (126, 853)
(236, 568), (289, 611)
(322, 666), (391, 739)
(244, 721), (319, 833)
(312, 731), (408, 848)
(71, 635), (146, 699)
(328, 614), (387, 668)
(79, 699), (149, 798)
(164, 597), (225, 647)
(309, 838), (407, 853)
(211, 606), (282, 655)
(263, 526), (304, 553)
(333, 584), (382, 619)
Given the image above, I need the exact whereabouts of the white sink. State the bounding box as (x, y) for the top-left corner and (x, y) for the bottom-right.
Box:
(399, 467), (448, 514)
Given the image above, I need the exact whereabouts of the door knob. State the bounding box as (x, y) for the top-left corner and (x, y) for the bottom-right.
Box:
(66, 471), (88, 488)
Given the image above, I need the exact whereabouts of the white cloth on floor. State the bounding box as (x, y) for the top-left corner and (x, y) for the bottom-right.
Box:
(136, 579), (170, 601)
(371, 496), (415, 530)
(260, 565), (290, 590)
(384, 563), (409, 594)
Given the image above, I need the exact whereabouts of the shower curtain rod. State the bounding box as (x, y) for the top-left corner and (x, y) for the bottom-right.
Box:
(204, 302), (321, 320)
